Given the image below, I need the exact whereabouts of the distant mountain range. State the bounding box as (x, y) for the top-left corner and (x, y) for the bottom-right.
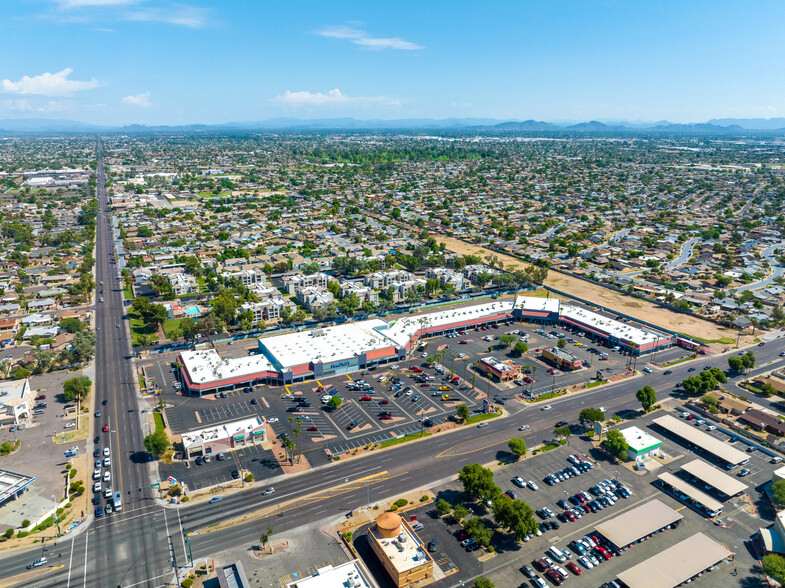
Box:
(0, 116), (784, 133)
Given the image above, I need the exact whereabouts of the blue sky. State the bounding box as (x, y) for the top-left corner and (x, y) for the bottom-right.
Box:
(2, 0), (784, 125)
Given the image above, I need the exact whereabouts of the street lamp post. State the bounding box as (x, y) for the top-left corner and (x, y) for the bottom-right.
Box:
(52, 495), (61, 538)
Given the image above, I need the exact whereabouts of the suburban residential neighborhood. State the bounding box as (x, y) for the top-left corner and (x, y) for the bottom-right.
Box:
(1, 131), (785, 588)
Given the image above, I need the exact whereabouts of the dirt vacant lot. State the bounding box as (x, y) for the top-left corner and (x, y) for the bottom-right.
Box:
(440, 236), (746, 348)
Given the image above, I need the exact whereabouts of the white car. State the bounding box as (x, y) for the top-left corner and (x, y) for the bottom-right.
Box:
(541, 405), (552, 411)
(103, 471), (110, 482)
(518, 425), (530, 430)
(262, 487), (275, 495)
(267, 417), (279, 424)
(103, 447), (110, 457)
(527, 480), (539, 491)
(706, 425), (717, 431)
(513, 476), (526, 487)
(578, 555), (594, 569)
(103, 457), (111, 467)
(93, 469), (101, 480)
(93, 481), (102, 493)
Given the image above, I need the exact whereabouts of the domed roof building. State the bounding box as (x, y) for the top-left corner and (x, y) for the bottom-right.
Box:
(367, 510), (433, 587)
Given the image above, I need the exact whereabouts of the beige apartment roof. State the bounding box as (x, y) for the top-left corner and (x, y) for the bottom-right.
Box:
(680, 458), (748, 497)
(652, 415), (748, 466)
(617, 532), (732, 588)
(595, 499), (682, 547)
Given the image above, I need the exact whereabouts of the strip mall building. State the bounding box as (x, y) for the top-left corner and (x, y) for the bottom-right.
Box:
(178, 295), (674, 396)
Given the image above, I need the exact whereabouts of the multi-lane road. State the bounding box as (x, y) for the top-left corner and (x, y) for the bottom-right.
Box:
(0, 141), (185, 588)
(1, 139), (784, 586)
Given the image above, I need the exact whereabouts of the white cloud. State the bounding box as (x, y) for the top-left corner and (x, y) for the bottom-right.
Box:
(3, 99), (65, 112)
(271, 88), (400, 108)
(121, 91), (152, 107)
(2, 68), (98, 97)
(123, 5), (208, 28)
(318, 25), (423, 51)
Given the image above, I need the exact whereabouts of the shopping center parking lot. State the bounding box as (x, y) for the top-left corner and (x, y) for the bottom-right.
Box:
(150, 312), (695, 467)
(159, 442), (282, 491)
(376, 409), (772, 588)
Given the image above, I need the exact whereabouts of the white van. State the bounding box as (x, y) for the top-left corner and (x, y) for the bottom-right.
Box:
(548, 545), (566, 563)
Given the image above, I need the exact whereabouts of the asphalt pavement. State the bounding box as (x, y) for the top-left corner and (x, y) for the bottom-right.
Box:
(1, 153), (784, 587)
(0, 142), (185, 588)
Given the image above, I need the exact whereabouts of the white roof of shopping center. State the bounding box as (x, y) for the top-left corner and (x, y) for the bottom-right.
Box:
(617, 532), (732, 588)
(262, 319), (390, 368)
(182, 299), (517, 384)
(559, 304), (669, 346)
(180, 349), (274, 384)
(380, 299), (516, 346)
(181, 416), (263, 449)
(514, 295), (561, 313)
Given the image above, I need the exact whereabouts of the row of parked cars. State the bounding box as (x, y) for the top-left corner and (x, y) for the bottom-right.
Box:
(522, 533), (621, 586)
(543, 454), (595, 486)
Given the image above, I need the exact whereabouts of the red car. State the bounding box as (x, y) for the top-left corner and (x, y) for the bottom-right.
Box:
(35, 395), (46, 401)
(545, 569), (563, 585)
(459, 340), (470, 344)
(456, 530), (469, 541)
(102, 424), (109, 432)
(594, 547), (612, 560)
(360, 396), (373, 401)
(574, 493), (587, 504)
(410, 367), (423, 373)
(532, 558), (550, 572)
(380, 415), (393, 420)
(451, 376), (460, 383)
(379, 399), (389, 405)
(306, 426), (318, 431)
(420, 383), (431, 387)
(566, 562), (582, 575)
(564, 510), (576, 522)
